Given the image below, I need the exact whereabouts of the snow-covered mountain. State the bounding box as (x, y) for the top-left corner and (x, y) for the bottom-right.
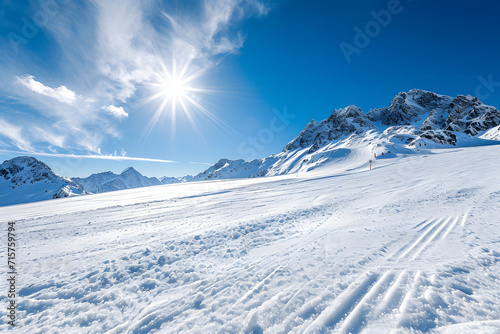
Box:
(189, 158), (272, 182)
(366, 89), (500, 136)
(0, 157), (179, 206)
(72, 167), (162, 194)
(283, 105), (375, 152)
(177, 174), (194, 182)
(190, 89), (500, 182)
(158, 175), (194, 184)
(0, 156), (86, 206)
(159, 176), (182, 184)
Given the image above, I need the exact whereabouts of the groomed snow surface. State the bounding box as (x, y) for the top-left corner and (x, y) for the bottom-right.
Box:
(1, 145), (500, 333)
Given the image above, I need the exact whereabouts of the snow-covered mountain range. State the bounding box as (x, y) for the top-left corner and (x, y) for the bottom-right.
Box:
(72, 167), (163, 194)
(0, 158), (192, 206)
(189, 89), (500, 181)
(71, 170), (193, 193)
(1, 89), (499, 206)
(159, 176), (182, 184)
(0, 156), (86, 206)
(159, 175), (194, 184)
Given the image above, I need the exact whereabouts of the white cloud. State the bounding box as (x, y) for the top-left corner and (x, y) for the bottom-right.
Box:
(6, 74), (108, 156)
(15, 75), (76, 104)
(102, 105), (128, 119)
(0, 1), (271, 159)
(15, 0), (271, 110)
(252, 1), (271, 16)
(0, 118), (33, 151)
(167, 0), (270, 60)
(88, 0), (271, 103)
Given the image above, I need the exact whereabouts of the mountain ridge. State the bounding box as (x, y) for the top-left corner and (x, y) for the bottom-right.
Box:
(189, 89), (500, 182)
(0, 156), (86, 206)
(72, 167), (163, 194)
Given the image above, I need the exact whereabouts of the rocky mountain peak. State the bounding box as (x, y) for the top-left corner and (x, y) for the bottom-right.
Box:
(1, 156), (61, 185)
(121, 167), (139, 175)
(213, 159), (231, 170)
(0, 156), (86, 205)
(284, 105), (374, 152)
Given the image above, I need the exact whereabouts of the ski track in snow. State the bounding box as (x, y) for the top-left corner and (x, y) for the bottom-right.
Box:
(0, 146), (500, 333)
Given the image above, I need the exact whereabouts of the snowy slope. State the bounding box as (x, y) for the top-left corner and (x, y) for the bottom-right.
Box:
(0, 145), (499, 333)
(191, 89), (500, 182)
(479, 125), (500, 141)
(72, 167), (162, 194)
(0, 156), (85, 206)
(189, 158), (278, 182)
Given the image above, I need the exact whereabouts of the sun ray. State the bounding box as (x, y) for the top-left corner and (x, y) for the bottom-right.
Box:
(183, 94), (237, 134)
(178, 94), (206, 144)
(142, 56), (239, 142)
(170, 95), (177, 141)
(178, 56), (194, 81)
(142, 95), (171, 143)
(181, 67), (209, 86)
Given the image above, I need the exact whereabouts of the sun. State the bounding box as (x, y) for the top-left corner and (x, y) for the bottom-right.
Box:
(160, 73), (187, 101)
(143, 58), (233, 141)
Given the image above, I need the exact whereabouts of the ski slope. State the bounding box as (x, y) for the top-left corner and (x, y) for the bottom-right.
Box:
(1, 145), (500, 333)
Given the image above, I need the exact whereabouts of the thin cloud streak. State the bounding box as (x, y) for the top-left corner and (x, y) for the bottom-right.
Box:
(0, 149), (176, 163)
(189, 161), (214, 166)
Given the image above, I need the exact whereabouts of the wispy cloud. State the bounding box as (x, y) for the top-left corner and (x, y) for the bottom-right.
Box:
(102, 105), (128, 119)
(164, 0), (270, 63)
(87, 0), (271, 103)
(0, 118), (33, 151)
(15, 75), (76, 104)
(32, 126), (65, 148)
(189, 161), (214, 166)
(0, 0), (271, 162)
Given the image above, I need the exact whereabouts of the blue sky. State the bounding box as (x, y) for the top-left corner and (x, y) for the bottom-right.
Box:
(1, 0), (499, 178)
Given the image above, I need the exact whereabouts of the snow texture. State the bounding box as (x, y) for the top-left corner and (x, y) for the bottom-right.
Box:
(0, 145), (499, 333)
